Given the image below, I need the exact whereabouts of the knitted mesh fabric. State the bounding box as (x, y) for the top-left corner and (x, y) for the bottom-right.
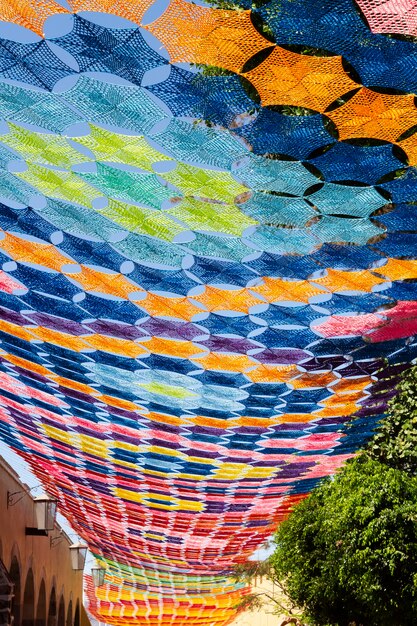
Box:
(167, 197), (256, 237)
(355, 0), (417, 36)
(0, 171), (33, 203)
(311, 215), (383, 245)
(54, 15), (167, 87)
(308, 142), (402, 184)
(78, 162), (173, 210)
(247, 223), (319, 254)
(0, 1), (417, 624)
(71, 125), (172, 171)
(186, 233), (253, 261)
(39, 197), (126, 242)
(17, 163), (99, 207)
(308, 182), (387, 218)
(233, 108), (335, 159)
(0, 142), (20, 168)
(397, 132), (417, 166)
(63, 76), (166, 133)
(257, 0), (417, 91)
(381, 167), (417, 203)
(0, 39), (71, 91)
(239, 192), (317, 227)
(327, 88), (417, 142)
(233, 153), (319, 195)
(68, 0), (154, 26)
(148, 0), (272, 72)
(150, 118), (248, 169)
(147, 66), (257, 127)
(0, 82), (80, 132)
(98, 198), (182, 242)
(111, 231), (185, 267)
(161, 162), (247, 204)
(0, 0), (68, 36)
(244, 46), (358, 112)
(2, 123), (90, 168)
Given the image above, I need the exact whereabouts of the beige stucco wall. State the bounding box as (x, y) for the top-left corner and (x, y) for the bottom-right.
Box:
(0, 454), (90, 625)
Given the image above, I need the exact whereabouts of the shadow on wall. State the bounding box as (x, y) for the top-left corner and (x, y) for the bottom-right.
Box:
(2, 537), (85, 626)
(0, 454), (90, 626)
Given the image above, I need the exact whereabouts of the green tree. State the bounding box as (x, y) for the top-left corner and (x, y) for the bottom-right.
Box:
(368, 366), (417, 474)
(270, 455), (417, 626)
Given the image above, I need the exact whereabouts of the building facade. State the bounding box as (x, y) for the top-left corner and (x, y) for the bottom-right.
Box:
(0, 455), (91, 626)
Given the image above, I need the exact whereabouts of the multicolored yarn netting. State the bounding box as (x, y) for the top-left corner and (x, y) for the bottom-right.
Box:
(0, 0), (417, 623)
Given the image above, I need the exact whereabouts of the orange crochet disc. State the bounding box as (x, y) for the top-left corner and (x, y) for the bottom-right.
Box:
(148, 0), (272, 72)
(68, 0), (154, 26)
(397, 132), (417, 166)
(327, 87), (417, 142)
(0, 0), (69, 36)
(244, 46), (359, 112)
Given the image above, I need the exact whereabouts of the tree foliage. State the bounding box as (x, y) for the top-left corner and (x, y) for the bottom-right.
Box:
(270, 455), (417, 626)
(367, 366), (417, 474)
(267, 365), (417, 625)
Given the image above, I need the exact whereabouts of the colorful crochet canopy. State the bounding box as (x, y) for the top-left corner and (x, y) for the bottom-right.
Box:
(0, 0), (416, 623)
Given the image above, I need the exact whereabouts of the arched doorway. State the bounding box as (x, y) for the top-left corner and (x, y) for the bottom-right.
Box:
(57, 596), (65, 626)
(36, 579), (47, 626)
(22, 568), (35, 626)
(9, 556), (20, 626)
(0, 558), (13, 626)
(47, 587), (56, 626)
(66, 600), (72, 626)
(74, 600), (80, 626)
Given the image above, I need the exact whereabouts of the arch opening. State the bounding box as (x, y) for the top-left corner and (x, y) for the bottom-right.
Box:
(0, 558), (13, 626)
(74, 600), (80, 626)
(48, 587), (57, 626)
(57, 595), (65, 626)
(66, 599), (72, 626)
(9, 556), (20, 626)
(22, 568), (35, 626)
(36, 579), (47, 626)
